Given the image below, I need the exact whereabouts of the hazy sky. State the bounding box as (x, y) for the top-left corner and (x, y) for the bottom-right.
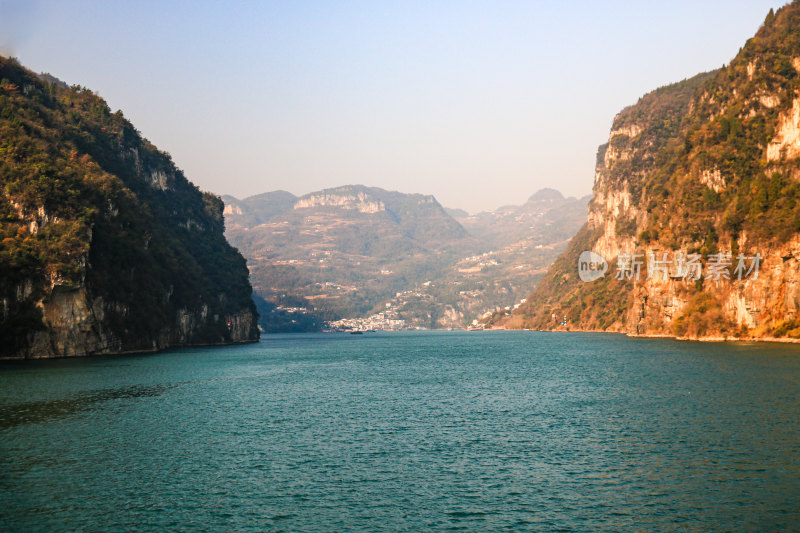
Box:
(1, 0), (787, 213)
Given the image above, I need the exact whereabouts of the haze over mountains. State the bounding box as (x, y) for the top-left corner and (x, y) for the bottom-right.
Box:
(223, 185), (589, 330)
(455, 188), (591, 247)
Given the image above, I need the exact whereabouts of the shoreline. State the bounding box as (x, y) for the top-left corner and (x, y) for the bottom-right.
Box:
(490, 326), (800, 345)
(8, 328), (800, 361)
(0, 338), (260, 362)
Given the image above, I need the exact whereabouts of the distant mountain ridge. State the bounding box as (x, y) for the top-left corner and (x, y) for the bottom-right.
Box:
(224, 185), (479, 327)
(225, 185), (588, 329)
(222, 191), (297, 227)
(226, 185), (470, 244)
(453, 189), (591, 248)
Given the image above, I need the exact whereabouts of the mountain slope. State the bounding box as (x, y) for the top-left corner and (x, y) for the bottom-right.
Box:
(221, 191), (297, 227)
(456, 189), (590, 248)
(224, 185), (481, 326)
(225, 186), (588, 329)
(0, 57), (259, 358)
(499, 3), (800, 341)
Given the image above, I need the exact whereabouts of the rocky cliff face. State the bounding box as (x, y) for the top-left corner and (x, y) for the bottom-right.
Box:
(294, 190), (386, 214)
(500, 3), (800, 341)
(0, 57), (259, 358)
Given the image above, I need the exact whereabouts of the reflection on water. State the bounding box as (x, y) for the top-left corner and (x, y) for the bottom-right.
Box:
(0, 383), (177, 429)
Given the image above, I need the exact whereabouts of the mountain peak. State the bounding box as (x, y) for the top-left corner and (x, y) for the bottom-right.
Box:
(295, 187), (386, 214)
(525, 188), (565, 205)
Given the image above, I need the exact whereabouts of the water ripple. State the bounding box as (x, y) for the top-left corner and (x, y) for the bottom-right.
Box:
(0, 332), (799, 531)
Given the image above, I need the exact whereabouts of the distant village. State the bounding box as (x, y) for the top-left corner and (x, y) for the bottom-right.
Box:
(325, 312), (408, 332)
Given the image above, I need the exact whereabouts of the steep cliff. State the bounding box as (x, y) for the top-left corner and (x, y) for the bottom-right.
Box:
(0, 57), (259, 358)
(500, 3), (800, 341)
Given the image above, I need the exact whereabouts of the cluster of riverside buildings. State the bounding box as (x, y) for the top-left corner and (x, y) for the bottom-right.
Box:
(325, 312), (408, 332)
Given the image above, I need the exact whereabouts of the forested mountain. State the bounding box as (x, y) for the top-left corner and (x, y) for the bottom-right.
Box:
(0, 57), (259, 358)
(495, 3), (800, 341)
